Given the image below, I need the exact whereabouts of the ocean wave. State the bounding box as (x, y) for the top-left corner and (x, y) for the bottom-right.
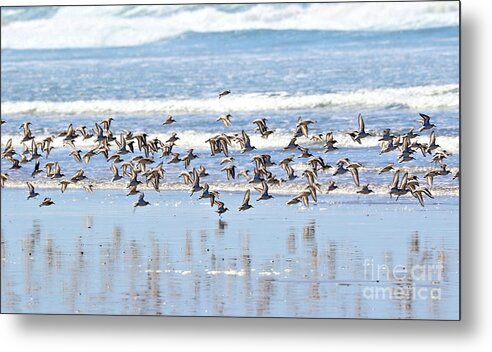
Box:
(1, 3), (459, 49)
(1, 84), (459, 116)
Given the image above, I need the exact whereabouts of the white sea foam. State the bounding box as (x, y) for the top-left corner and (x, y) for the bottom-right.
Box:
(1, 178), (460, 197)
(1, 3), (459, 49)
(1, 84), (459, 116)
(207, 270), (247, 277)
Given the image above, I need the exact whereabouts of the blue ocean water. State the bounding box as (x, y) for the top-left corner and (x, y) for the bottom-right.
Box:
(1, 27), (459, 102)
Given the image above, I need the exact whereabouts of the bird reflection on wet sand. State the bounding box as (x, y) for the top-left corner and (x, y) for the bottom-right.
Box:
(1, 200), (459, 319)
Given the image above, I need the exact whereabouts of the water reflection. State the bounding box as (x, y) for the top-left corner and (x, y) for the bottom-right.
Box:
(1, 217), (458, 319)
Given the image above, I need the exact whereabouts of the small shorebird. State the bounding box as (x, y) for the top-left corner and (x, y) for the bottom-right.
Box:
(389, 170), (410, 199)
(287, 190), (311, 207)
(70, 149), (83, 163)
(253, 118), (274, 139)
(238, 190), (253, 211)
(239, 130), (256, 153)
(402, 128), (419, 139)
(410, 186), (434, 207)
(50, 162), (65, 179)
(181, 149), (198, 168)
(279, 155), (295, 168)
(8, 157), (21, 170)
(59, 180), (72, 193)
(323, 132), (338, 152)
(126, 185), (140, 196)
(347, 113), (370, 144)
(20, 122), (34, 143)
(217, 114), (232, 127)
(255, 180), (273, 201)
(220, 157), (235, 165)
(424, 164), (450, 187)
(284, 137), (299, 151)
(297, 146), (313, 158)
(111, 164), (123, 182)
(398, 154), (415, 163)
(218, 90), (231, 99)
(133, 192), (150, 207)
(431, 149), (450, 165)
(197, 165), (209, 177)
(248, 168), (264, 184)
(221, 164), (236, 180)
(238, 169), (250, 179)
(214, 200), (229, 216)
(378, 129), (395, 142)
(100, 117), (114, 130)
(70, 169), (87, 183)
(426, 131), (440, 153)
(189, 168), (203, 196)
(326, 180), (338, 193)
(311, 133), (324, 143)
(283, 164), (298, 181)
(199, 184), (218, 206)
(179, 170), (193, 185)
(357, 184), (374, 195)
(167, 153), (181, 164)
(162, 115), (176, 125)
(128, 170), (143, 187)
(30, 140), (42, 160)
(26, 181), (40, 199)
(166, 132), (180, 144)
(31, 159), (43, 178)
(39, 197), (55, 207)
(295, 117), (317, 138)
(308, 156), (331, 172)
(78, 125), (94, 140)
(417, 113), (435, 131)
(334, 159), (361, 187)
(378, 163), (394, 174)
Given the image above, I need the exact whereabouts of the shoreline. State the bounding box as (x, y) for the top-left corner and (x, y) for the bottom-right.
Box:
(0, 181), (460, 198)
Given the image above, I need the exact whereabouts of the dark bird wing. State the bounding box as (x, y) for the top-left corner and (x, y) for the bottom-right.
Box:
(350, 167), (360, 187)
(418, 113), (430, 124)
(429, 131), (436, 145)
(242, 189), (251, 205)
(358, 113), (365, 132)
(391, 170), (400, 189)
(400, 172), (409, 189)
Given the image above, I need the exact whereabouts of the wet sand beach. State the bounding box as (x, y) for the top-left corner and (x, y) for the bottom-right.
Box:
(1, 188), (459, 319)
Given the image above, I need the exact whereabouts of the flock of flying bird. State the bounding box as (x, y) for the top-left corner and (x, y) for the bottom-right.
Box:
(0, 89), (459, 216)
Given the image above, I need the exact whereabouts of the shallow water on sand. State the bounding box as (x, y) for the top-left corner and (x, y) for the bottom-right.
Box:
(1, 188), (459, 319)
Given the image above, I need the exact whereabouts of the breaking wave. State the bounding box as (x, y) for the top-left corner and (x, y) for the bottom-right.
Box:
(1, 3), (459, 49)
(1, 84), (459, 116)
